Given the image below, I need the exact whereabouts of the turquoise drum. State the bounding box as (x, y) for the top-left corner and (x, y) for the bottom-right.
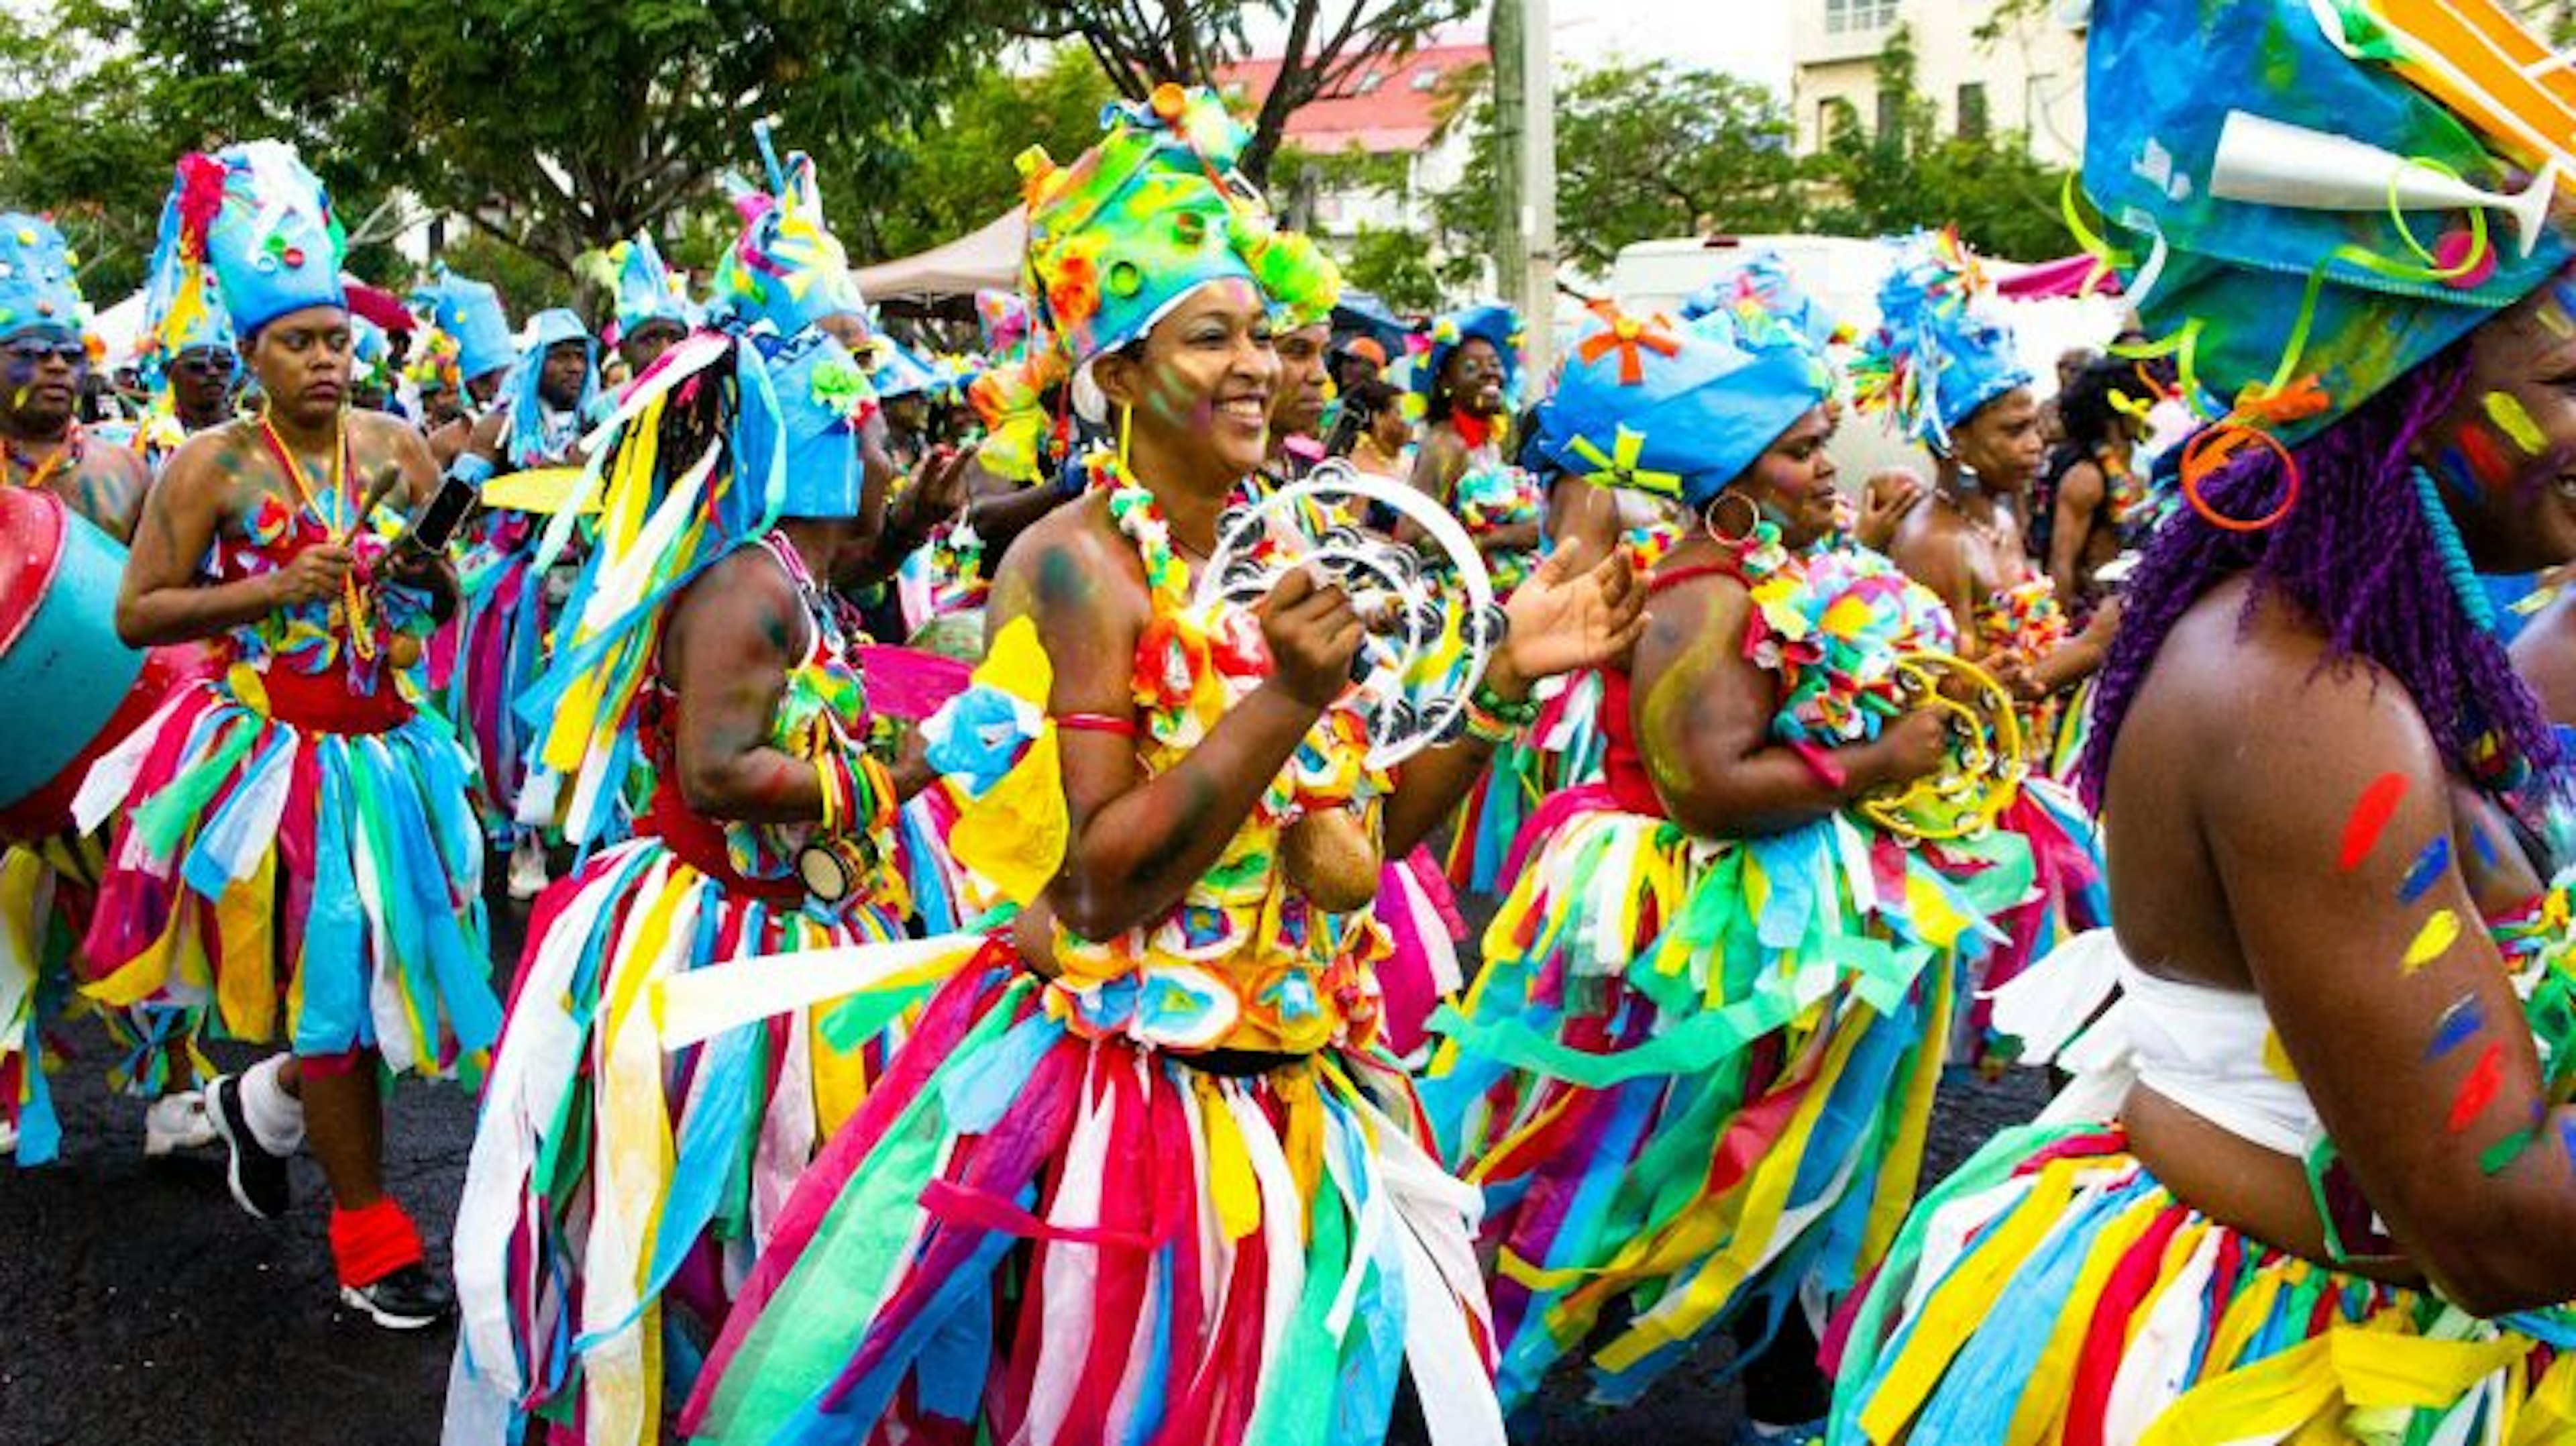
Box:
(0, 486), (158, 840)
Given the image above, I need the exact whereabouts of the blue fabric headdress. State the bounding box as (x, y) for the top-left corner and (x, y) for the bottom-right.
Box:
(1405, 301), (1522, 415)
(1853, 228), (2033, 449)
(1542, 301), (1832, 511)
(499, 308), (601, 468)
(140, 171), (235, 384)
(0, 215), (83, 342)
(412, 264), (516, 384)
(607, 233), (696, 340)
(758, 327), (877, 519)
(172, 142), (345, 338)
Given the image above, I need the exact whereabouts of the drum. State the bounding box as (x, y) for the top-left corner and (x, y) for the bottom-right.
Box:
(0, 486), (206, 841)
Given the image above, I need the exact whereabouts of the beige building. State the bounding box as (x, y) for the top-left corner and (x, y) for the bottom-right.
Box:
(1788, 0), (2090, 164)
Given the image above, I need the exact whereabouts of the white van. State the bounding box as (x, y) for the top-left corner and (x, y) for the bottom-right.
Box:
(1606, 234), (2130, 490)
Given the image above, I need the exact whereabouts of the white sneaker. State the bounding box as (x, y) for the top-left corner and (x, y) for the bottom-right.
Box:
(506, 835), (549, 901)
(0, 1117), (17, 1155)
(144, 1090), (217, 1156)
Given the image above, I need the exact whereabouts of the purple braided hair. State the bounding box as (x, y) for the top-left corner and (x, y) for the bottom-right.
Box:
(2080, 344), (2562, 810)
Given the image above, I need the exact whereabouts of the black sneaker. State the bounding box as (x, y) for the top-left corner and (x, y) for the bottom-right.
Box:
(338, 1261), (453, 1331)
(204, 1074), (292, 1220)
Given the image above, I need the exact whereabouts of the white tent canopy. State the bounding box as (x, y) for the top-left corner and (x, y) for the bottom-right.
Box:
(853, 208), (1024, 309)
(91, 289), (148, 368)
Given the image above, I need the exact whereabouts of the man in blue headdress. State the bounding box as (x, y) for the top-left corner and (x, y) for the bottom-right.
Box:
(443, 307), (606, 898)
(0, 216), (152, 541)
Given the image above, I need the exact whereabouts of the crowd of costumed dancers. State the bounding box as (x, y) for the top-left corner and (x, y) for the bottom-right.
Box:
(14, 1), (2576, 1441)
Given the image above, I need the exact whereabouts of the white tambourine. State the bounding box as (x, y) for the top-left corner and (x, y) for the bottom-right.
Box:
(1194, 461), (1505, 769)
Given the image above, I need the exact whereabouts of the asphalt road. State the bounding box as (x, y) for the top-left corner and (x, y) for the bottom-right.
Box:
(0, 885), (2051, 1445)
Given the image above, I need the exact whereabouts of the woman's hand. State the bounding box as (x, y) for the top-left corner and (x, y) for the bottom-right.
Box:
(1489, 544), (1648, 699)
(1857, 468), (1927, 552)
(268, 543), (355, 608)
(1258, 565), (1364, 709)
(1860, 709), (1951, 790)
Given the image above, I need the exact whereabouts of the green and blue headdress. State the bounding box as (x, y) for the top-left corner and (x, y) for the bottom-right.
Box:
(1853, 228), (2031, 450)
(1018, 83), (1339, 374)
(1542, 300), (1833, 511)
(412, 264), (515, 384)
(2078, 0), (2570, 448)
(170, 142), (344, 338)
(714, 123), (866, 341)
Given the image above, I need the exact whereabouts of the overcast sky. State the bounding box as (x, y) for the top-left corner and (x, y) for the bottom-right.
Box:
(1548, 0), (1792, 88)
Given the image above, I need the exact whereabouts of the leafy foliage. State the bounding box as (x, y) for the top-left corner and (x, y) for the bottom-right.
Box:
(1342, 223), (1442, 314)
(861, 47), (1118, 261)
(1803, 27), (2076, 260)
(985, 0), (1474, 183)
(1434, 60), (1803, 278)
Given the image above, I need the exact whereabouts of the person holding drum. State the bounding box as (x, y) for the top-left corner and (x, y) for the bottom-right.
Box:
(1421, 277), (2098, 1436)
(1831, 3), (2576, 1439)
(674, 85), (1642, 1445)
(78, 142), (487, 1329)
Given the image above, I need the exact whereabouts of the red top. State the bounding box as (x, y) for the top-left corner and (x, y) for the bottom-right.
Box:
(1601, 559), (1743, 819)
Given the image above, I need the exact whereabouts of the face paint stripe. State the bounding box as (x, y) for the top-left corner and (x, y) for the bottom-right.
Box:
(2483, 392), (2547, 456)
(2426, 995), (2483, 1060)
(2402, 908), (2461, 974)
(2337, 772), (2408, 872)
(2455, 425), (2509, 490)
(2396, 836), (2451, 905)
(2447, 1040), (2504, 1133)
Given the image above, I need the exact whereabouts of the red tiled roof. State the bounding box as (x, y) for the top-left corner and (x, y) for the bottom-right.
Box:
(1212, 41), (1489, 155)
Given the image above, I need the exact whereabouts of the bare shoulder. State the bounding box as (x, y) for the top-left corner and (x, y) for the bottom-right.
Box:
(668, 540), (801, 665)
(990, 490), (1146, 622)
(2123, 580), (2440, 803)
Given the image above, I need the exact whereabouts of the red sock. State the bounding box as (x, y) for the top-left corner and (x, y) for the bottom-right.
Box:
(327, 1198), (425, 1288)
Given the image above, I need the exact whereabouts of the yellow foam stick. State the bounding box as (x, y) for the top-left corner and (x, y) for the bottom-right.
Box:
(478, 465), (596, 515)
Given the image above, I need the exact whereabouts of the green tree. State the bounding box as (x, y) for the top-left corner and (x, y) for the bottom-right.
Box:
(7, 0), (995, 295)
(987, 0), (1474, 184)
(1803, 25), (2076, 260)
(861, 46), (1119, 261)
(1342, 223), (1441, 314)
(1433, 59), (1806, 282)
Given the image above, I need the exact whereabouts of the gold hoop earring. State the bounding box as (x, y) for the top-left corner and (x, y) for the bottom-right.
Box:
(1118, 401), (1134, 472)
(1703, 490), (1761, 548)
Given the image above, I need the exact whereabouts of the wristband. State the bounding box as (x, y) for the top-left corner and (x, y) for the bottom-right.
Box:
(1462, 700), (1519, 747)
(1468, 681), (1540, 728)
(446, 454), (496, 488)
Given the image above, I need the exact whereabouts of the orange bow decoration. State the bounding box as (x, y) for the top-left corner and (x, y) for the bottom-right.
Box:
(1575, 300), (1680, 386)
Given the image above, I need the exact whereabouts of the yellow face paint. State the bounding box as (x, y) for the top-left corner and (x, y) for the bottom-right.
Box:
(2483, 391), (2548, 456)
(2403, 908), (2461, 974)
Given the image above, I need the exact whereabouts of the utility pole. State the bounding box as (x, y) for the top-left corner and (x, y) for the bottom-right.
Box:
(1521, 0), (1555, 379)
(1489, 0), (1525, 309)
(1489, 0), (1556, 378)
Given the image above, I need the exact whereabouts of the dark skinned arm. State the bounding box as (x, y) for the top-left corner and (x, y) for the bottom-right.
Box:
(1630, 571), (1944, 839)
(2048, 460), (2104, 612)
(2202, 641), (2576, 1314)
(997, 510), (1336, 942)
(1889, 516), (1988, 662)
(115, 435), (300, 647)
(1395, 428), (1467, 550)
(664, 550), (830, 823)
(965, 455), (1077, 572)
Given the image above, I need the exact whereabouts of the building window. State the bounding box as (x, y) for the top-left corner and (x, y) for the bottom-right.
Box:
(1352, 68), (1383, 96)
(1411, 65), (1441, 91)
(1826, 0), (1900, 34)
(1874, 88), (1900, 142)
(1957, 81), (1988, 140)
